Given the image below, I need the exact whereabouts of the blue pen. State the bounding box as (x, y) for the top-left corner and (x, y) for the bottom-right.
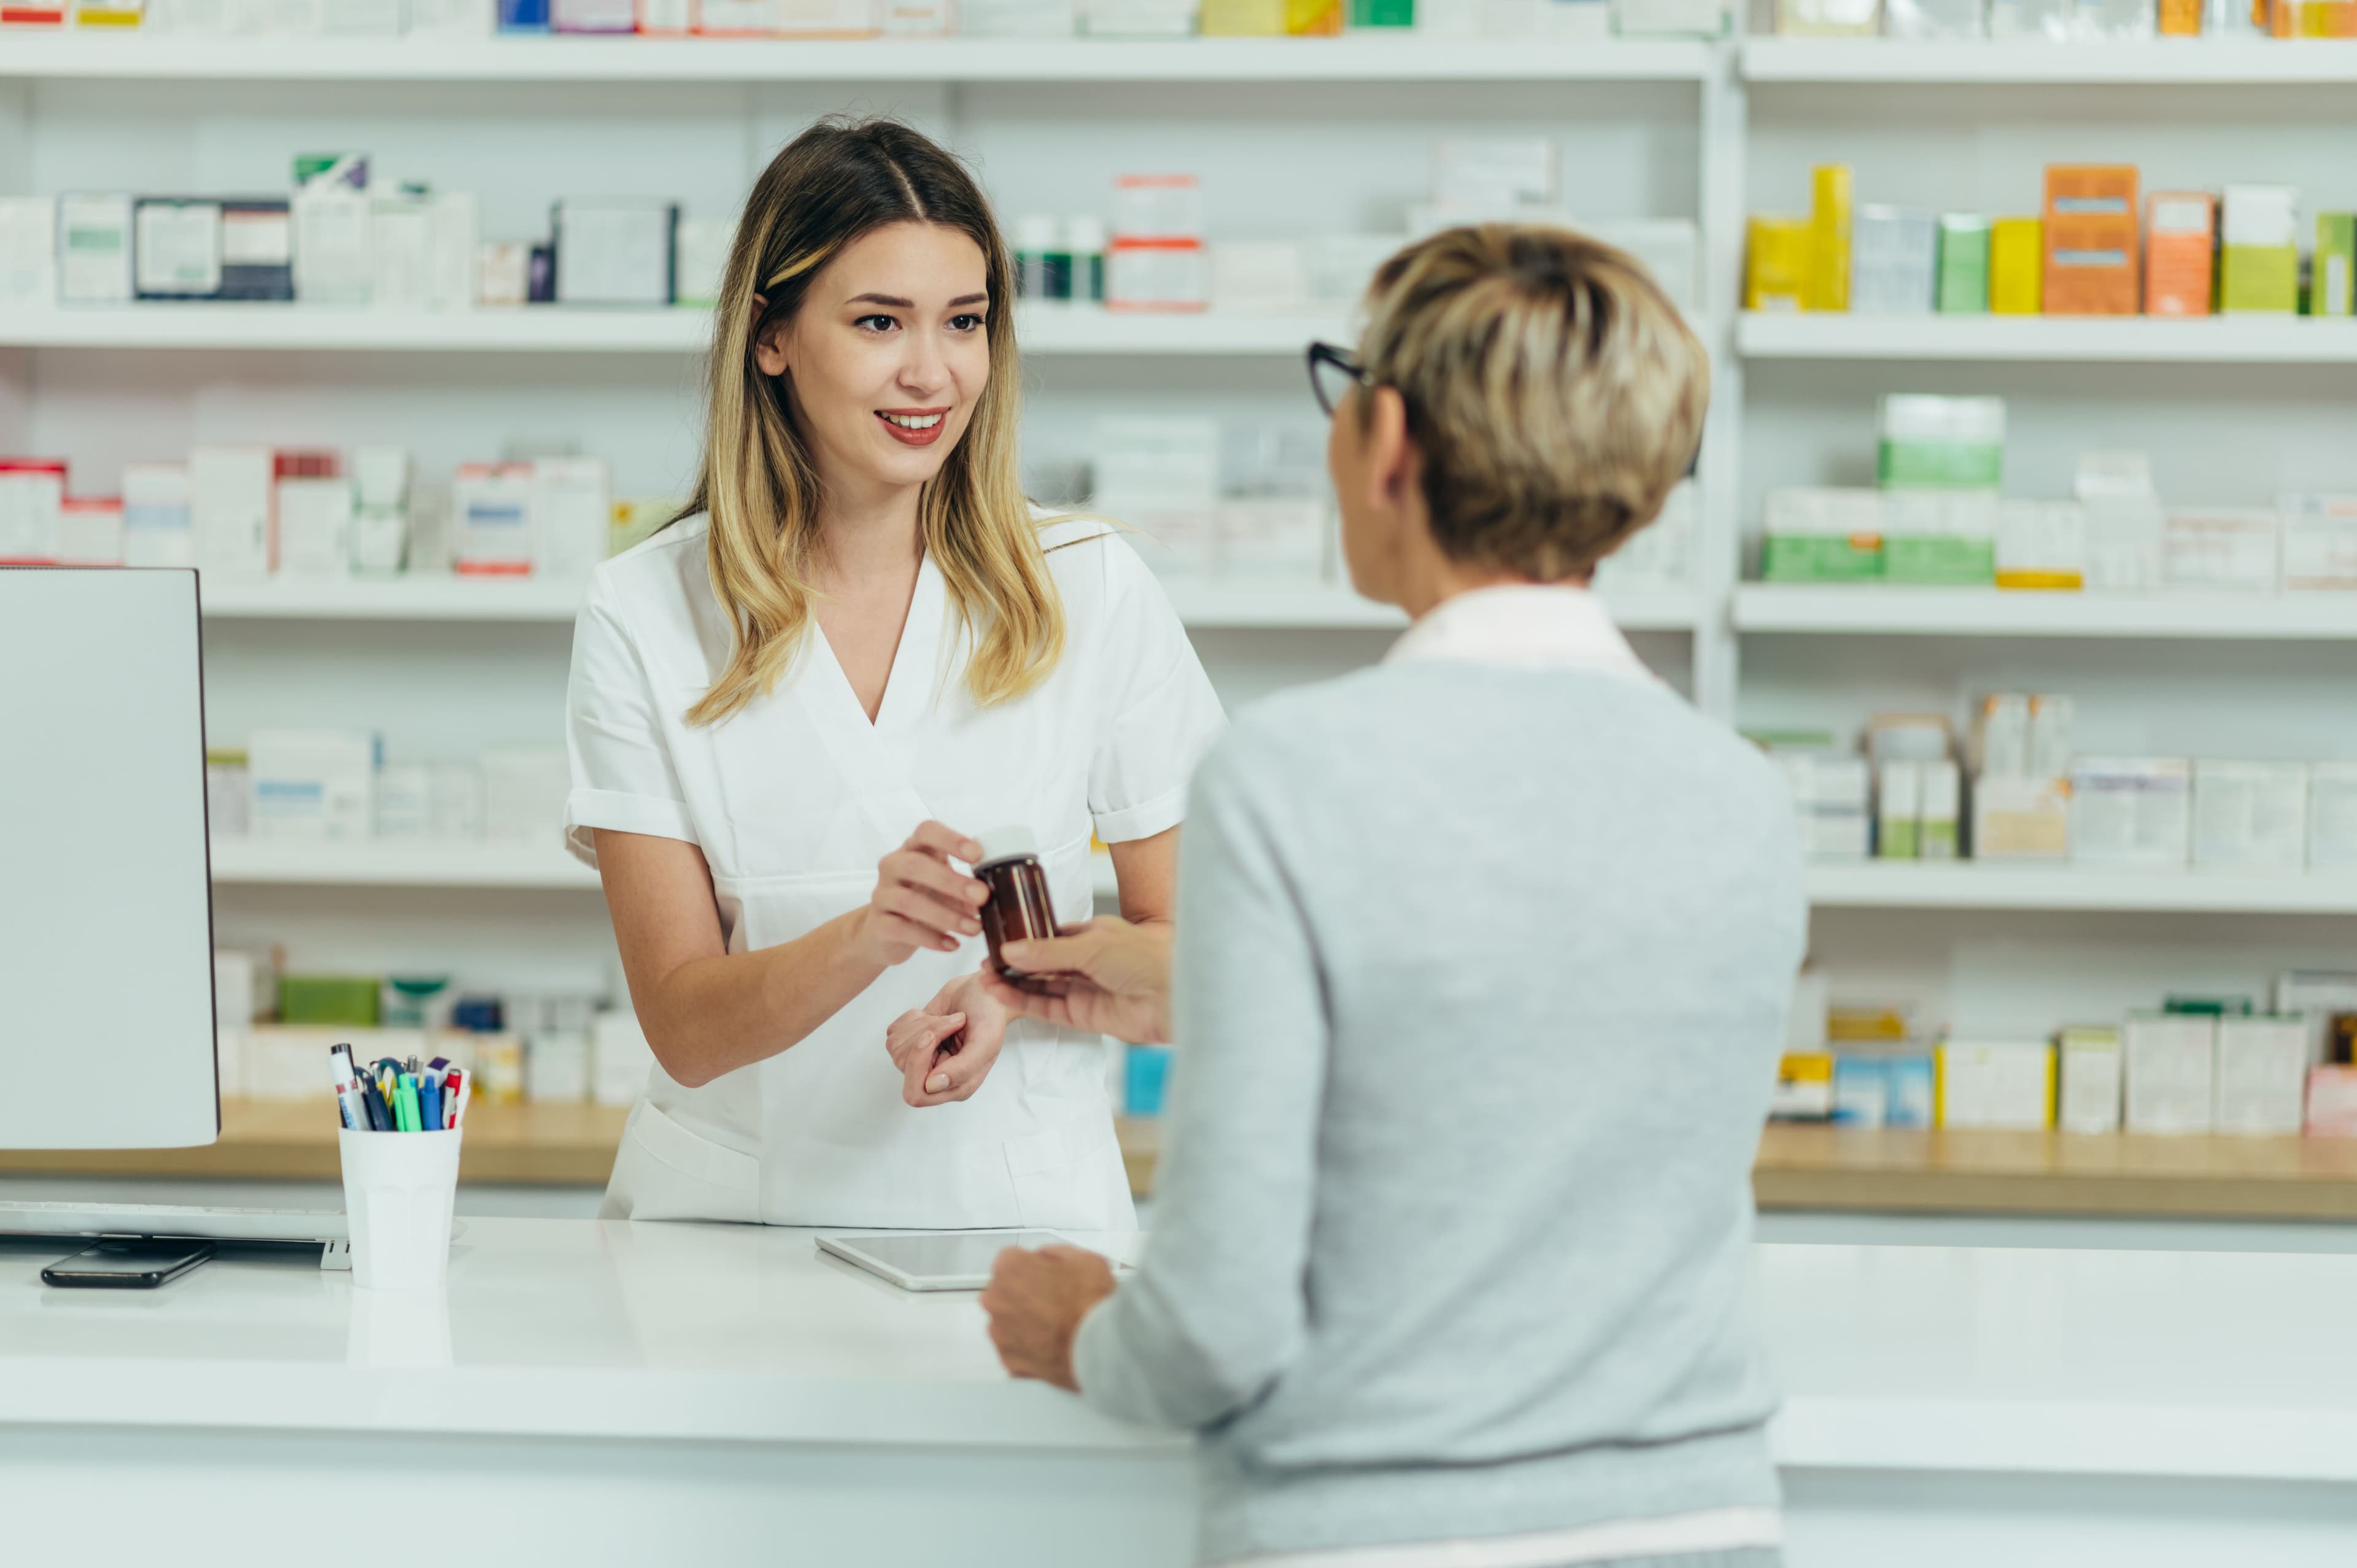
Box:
(419, 1073), (443, 1134)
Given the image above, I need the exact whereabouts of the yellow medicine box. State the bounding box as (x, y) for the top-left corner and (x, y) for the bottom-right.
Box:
(1989, 218), (2042, 315)
(1806, 164), (1852, 312)
(1200, 0), (1285, 31)
(1746, 217), (1813, 311)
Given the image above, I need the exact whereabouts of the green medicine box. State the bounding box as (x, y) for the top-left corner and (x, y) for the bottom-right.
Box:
(1763, 534), (1885, 582)
(279, 975), (381, 1028)
(1886, 537), (1997, 586)
(2220, 244), (2297, 315)
(2316, 214), (2356, 318)
(1348, 0), (1412, 20)
(1934, 215), (1990, 314)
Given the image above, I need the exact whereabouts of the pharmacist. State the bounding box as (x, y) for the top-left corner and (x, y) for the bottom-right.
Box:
(562, 118), (1221, 1230)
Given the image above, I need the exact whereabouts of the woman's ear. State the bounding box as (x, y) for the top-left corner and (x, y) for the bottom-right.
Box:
(751, 296), (790, 378)
(1364, 386), (1420, 515)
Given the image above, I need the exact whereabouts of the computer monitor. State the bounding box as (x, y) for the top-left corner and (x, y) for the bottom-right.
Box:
(0, 567), (219, 1149)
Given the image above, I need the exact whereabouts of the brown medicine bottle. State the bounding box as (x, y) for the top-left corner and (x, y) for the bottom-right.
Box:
(973, 825), (1059, 991)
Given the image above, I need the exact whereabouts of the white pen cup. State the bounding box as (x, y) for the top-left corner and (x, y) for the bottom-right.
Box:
(337, 1127), (463, 1291)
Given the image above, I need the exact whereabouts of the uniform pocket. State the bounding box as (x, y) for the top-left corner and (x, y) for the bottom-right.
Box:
(601, 1099), (762, 1224)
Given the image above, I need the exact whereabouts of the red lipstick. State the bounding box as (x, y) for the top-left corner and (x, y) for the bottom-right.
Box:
(877, 407), (951, 447)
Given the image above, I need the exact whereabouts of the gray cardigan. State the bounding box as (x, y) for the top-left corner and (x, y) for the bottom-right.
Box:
(1071, 658), (1807, 1564)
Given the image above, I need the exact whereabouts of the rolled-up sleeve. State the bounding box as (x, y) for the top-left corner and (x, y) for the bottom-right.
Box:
(1072, 734), (1326, 1429)
(1086, 539), (1227, 844)
(564, 574), (698, 868)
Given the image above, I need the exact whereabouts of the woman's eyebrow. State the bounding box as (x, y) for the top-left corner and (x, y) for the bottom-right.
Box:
(843, 292), (991, 308)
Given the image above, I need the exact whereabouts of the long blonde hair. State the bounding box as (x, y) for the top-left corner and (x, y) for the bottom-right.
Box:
(677, 117), (1063, 727)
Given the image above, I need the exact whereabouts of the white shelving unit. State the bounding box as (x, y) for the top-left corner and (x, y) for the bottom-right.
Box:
(1734, 586), (2357, 641)
(0, 34), (1717, 83)
(209, 838), (599, 890)
(1738, 312), (2357, 364)
(1806, 863), (2357, 916)
(0, 305), (1350, 357)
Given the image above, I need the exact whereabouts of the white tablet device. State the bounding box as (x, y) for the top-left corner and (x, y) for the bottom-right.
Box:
(816, 1229), (1105, 1292)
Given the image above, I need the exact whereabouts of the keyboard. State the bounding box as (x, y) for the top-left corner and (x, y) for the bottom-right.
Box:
(0, 1199), (346, 1244)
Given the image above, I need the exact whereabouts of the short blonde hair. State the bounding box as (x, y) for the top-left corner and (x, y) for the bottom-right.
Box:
(1358, 224), (1707, 581)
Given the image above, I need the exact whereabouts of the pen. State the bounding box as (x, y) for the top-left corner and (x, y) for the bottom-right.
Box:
(395, 1073), (423, 1134)
(451, 1067), (472, 1130)
(327, 1047), (371, 1132)
(419, 1072), (443, 1134)
(441, 1068), (466, 1130)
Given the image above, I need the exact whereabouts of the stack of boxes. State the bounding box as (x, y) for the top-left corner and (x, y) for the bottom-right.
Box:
(1760, 393), (2001, 585)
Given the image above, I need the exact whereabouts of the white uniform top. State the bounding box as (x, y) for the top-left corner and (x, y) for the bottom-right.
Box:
(563, 512), (1225, 1231)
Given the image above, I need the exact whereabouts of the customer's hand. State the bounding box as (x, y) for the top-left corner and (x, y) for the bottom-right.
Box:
(854, 821), (989, 968)
(981, 1245), (1118, 1392)
(885, 971), (1008, 1108)
(977, 919), (1174, 1045)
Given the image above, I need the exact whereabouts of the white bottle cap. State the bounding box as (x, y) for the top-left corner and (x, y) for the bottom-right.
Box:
(1063, 215), (1107, 253)
(973, 825), (1038, 867)
(1015, 215), (1061, 253)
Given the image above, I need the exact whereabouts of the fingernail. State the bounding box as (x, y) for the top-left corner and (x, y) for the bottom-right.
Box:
(927, 1073), (949, 1092)
(962, 919), (981, 934)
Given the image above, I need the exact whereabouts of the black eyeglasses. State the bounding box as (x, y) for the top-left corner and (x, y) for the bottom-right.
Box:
(1307, 341), (1368, 418)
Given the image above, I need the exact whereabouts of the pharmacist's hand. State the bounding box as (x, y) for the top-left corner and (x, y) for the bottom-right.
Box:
(978, 919), (1174, 1045)
(886, 972), (1008, 1108)
(855, 821), (989, 968)
(981, 1245), (1117, 1392)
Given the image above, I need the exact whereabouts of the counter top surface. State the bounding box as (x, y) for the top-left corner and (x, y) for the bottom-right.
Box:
(7, 1219), (2357, 1478)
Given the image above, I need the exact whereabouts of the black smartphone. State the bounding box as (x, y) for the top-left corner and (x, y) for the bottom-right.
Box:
(41, 1239), (215, 1289)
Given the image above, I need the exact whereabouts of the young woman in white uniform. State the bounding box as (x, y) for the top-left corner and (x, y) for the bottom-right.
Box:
(563, 118), (1224, 1231)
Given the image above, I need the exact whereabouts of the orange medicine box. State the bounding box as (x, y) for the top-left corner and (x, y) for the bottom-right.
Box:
(2043, 164), (2140, 317)
(2145, 191), (2215, 318)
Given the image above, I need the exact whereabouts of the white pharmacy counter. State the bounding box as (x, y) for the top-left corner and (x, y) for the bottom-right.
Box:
(6, 1220), (2357, 1567)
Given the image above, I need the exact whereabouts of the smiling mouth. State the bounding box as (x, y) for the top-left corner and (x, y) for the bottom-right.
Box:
(877, 408), (951, 447)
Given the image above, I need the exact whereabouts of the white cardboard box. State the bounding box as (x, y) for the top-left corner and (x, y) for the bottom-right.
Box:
(248, 729), (376, 842)
(2057, 1025), (2123, 1134)
(2215, 1015), (2309, 1136)
(2071, 757), (2192, 869)
(2124, 1013), (2216, 1135)
(2193, 759), (2310, 873)
(1937, 1040), (2052, 1130)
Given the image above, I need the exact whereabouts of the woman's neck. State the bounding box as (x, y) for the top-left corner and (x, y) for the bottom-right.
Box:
(814, 474), (926, 588)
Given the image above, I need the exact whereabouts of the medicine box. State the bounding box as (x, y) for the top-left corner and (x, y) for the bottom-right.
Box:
(279, 975), (381, 1029)
(1850, 205), (1936, 314)
(2071, 756), (2192, 869)
(293, 188), (371, 306)
(2220, 184), (2299, 315)
(1878, 395), (2004, 490)
(1919, 759), (1961, 859)
(1996, 500), (2086, 590)
(2277, 970), (2357, 1065)
(1936, 1040), (2053, 1130)
(249, 729), (376, 843)
(454, 462), (536, 576)
(1590, 220), (1701, 314)
(2310, 765), (2357, 872)
(1761, 488), (1884, 582)
(1806, 164), (1852, 312)
(1093, 417), (1218, 576)
(1934, 214), (1989, 312)
(1776, 752), (1871, 861)
(0, 458), (66, 565)
(2057, 1024), (2123, 1134)
(1771, 1051), (1835, 1120)
(1746, 217), (1811, 312)
(554, 198), (677, 307)
(122, 462), (193, 568)
(2078, 451), (2164, 591)
(1876, 759), (1922, 859)
(1881, 490), (1997, 585)
(1985, 217), (2042, 314)
(2193, 759), (2309, 873)
(1972, 774), (2070, 860)
(191, 445), (276, 576)
(1776, 0), (1879, 29)
(1832, 1054), (1888, 1126)
(57, 193), (133, 306)
(276, 471), (355, 579)
(2162, 508), (2277, 592)
(594, 1010), (658, 1106)
(2124, 1012), (2216, 1134)
(2042, 164), (2140, 317)
(219, 199), (293, 302)
(1432, 139), (1557, 214)
(58, 496), (124, 566)
(133, 197), (223, 300)
(2307, 1067), (2357, 1137)
(2143, 191), (2215, 318)
(2316, 214), (2356, 319)
(2215, 1015), (2308, 1136)
(534, 457), (612, 580)
(0, 198), (56, 309)
(2279, 495), (2357, 590)
(482, 744), (571, 842)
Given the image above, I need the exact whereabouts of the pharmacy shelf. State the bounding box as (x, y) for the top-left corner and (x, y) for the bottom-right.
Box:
(0, 305), (1347, 357)
(1734, 585), (2357, 641)
(1751, 1124), (2357, 1221)
(1740, 37), (2357, 87)
(1806, 862), (2357, 916)
(1163, 582), (1698, 630)
(0, 1097), (628, 1186)
(0, 34), (1719, 84)
(199, 575), (589, 622)
(209, 838), (602, 891)
(1737, 312), (2357, 364)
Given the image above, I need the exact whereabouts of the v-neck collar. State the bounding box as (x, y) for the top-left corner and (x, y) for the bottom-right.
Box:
(808, 550), (944, 735)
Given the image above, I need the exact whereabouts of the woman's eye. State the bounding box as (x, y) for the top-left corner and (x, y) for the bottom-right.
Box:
(950, 314), (987, 333)
(855, 314), (899, 333)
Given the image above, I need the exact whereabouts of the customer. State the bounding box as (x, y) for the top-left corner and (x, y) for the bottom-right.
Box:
(980, 225), (1806, 1568)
